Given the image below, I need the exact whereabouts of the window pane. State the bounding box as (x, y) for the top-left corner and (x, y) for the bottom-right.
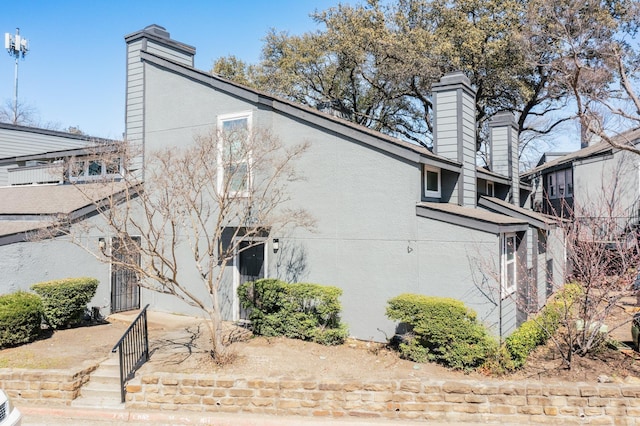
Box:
(106, 157), (121, 175)
(88, 160), (102, 176)
(507, 260), (515, 289)
(557, 171), (565, 196)
(566, 169), (573, 195)
(71, 161), (85, 177)
(506, 236), (515, 262)
(226, 162), (249, 192)
(223, 118), (248, 160)
(426, 170), (438, 191)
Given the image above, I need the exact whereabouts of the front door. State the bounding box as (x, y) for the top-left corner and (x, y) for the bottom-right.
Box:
(111, 236), (141, 313)
(236, 240), (265, 320)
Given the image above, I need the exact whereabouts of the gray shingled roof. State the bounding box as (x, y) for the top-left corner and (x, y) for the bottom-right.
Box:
(522, 127), (640, 178)
(0, 183), (127, 215)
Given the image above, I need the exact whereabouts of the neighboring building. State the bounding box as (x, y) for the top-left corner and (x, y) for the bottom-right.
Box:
(0, 25), (567, 342)
(0, 123), (114, 186)
(522, 128), (640, 239)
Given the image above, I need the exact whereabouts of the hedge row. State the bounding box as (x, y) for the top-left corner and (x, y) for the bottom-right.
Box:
(238, 279), (348, 345)
(31, 277), (99, 329)
(0, 292), (43, 348)
(504, 283), (582, 368)
(0, 277), (99, 348)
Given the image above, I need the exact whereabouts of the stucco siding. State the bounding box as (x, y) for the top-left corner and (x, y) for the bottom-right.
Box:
(0, 234), (111, 316)
(574, 150), (639, 220)
(146, 41), (193, 66)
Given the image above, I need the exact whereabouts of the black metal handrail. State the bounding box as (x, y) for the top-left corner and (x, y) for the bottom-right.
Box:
(112, 304), (150, 403)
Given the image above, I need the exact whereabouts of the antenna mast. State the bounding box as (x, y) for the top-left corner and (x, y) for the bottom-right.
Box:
(4, 28), (29, 124)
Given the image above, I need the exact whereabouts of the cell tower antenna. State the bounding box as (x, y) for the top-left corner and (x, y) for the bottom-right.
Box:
(5, 28), (29, 124)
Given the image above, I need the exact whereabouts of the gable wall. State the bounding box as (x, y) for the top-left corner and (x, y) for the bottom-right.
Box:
(139, 62), (507, 339)
(574, 150), (639, 220)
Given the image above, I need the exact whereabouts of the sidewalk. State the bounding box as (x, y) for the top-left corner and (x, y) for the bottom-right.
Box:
(20, 405), (471, 426)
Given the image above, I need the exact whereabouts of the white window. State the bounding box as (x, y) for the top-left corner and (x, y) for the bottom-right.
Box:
(501, 233), (517, 298)
(423, 165), (441, 198)
(486, 181), (495, 197)
(217, 112), (252, 196)
(68, 156), (123, 182)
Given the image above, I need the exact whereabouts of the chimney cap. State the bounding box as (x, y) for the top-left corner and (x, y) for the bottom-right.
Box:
(431, 71), (475, 95)
(143, 24), (170, 39)
(489, 111), (518, 128)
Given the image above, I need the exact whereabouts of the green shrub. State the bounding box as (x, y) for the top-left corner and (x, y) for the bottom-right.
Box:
(386, 294), (497, 371)
(31, 277), (99, 329)
(238, 279), (348, 345)
(504, 283), (582, 369)
(0, 291), (43, 348)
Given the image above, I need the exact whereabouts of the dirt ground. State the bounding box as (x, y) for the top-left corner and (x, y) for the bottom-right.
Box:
(1, 303), (640, 384)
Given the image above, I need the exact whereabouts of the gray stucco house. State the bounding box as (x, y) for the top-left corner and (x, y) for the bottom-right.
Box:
(0, 25), (567, 342)
(522, 128), (640, 239)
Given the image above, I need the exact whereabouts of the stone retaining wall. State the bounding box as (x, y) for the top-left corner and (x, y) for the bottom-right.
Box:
(125, 374), (640, 424)
(0, 364), (97, 405)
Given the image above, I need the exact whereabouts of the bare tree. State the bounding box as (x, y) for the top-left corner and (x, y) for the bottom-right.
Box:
(48, 127), (314, 359)
(470, 156), (640, 369)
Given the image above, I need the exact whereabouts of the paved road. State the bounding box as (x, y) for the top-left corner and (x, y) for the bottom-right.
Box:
(20, 405), (469, 426)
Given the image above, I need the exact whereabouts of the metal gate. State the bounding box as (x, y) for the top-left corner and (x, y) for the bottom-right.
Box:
(111, 236), (141, 313)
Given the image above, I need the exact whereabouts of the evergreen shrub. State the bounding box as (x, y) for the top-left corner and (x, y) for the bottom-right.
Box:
(238, 279), (348, 345)
(0, 291), (43, 348)
(31, 277), (99, 329)
(386, 293), (497, 371)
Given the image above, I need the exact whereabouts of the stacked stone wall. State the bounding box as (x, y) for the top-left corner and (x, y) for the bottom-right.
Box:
(0, 364), (97, 405)
(125, 374), (640, 424)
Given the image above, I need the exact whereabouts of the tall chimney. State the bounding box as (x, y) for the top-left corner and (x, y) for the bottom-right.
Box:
(124, 25), (196, 172)
(489, 111), (519, 206)
(432, 72), (477, 207)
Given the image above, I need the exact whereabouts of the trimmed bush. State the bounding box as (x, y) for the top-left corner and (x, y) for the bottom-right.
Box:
(0, 291), (43, 348)
(31, 277), (99, 329)
(386, 294), (498, 371)
(504, 282), (582, 369)
(238, 279), (348, 345)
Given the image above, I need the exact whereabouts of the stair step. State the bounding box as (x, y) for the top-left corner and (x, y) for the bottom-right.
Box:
(91, 366), (120, 377)
(85, 374), (120, 386)
(79, 386), (122, 400)
(71, 396), (125, 409)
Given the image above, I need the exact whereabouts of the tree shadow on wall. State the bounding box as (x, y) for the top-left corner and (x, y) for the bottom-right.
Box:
(275, 243), (309, 283)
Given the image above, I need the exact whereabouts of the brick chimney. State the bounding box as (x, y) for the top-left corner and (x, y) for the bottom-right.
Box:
(489, 111), (519, 206)
(432, 72), (477, 207)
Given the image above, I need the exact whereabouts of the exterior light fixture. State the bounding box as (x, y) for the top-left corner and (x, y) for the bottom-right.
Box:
(273, 238), (279, 253)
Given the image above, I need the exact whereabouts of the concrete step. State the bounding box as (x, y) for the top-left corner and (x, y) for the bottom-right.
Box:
(70, 395), (125, 409)
(79, 381), (122, 400)
(85, 372), (120, 386)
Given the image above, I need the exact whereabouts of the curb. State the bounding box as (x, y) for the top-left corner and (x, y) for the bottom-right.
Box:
(19, 405), (417, 425)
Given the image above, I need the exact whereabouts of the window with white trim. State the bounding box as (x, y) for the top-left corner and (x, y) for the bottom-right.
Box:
(501, 233), (517, 298)
(68, 156), (123, 182)
(423, 165), (441, 198)
(217, 112), (252, 196)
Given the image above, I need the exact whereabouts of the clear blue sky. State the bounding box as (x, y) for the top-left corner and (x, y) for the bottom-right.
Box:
(0, 1), (344, 139)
